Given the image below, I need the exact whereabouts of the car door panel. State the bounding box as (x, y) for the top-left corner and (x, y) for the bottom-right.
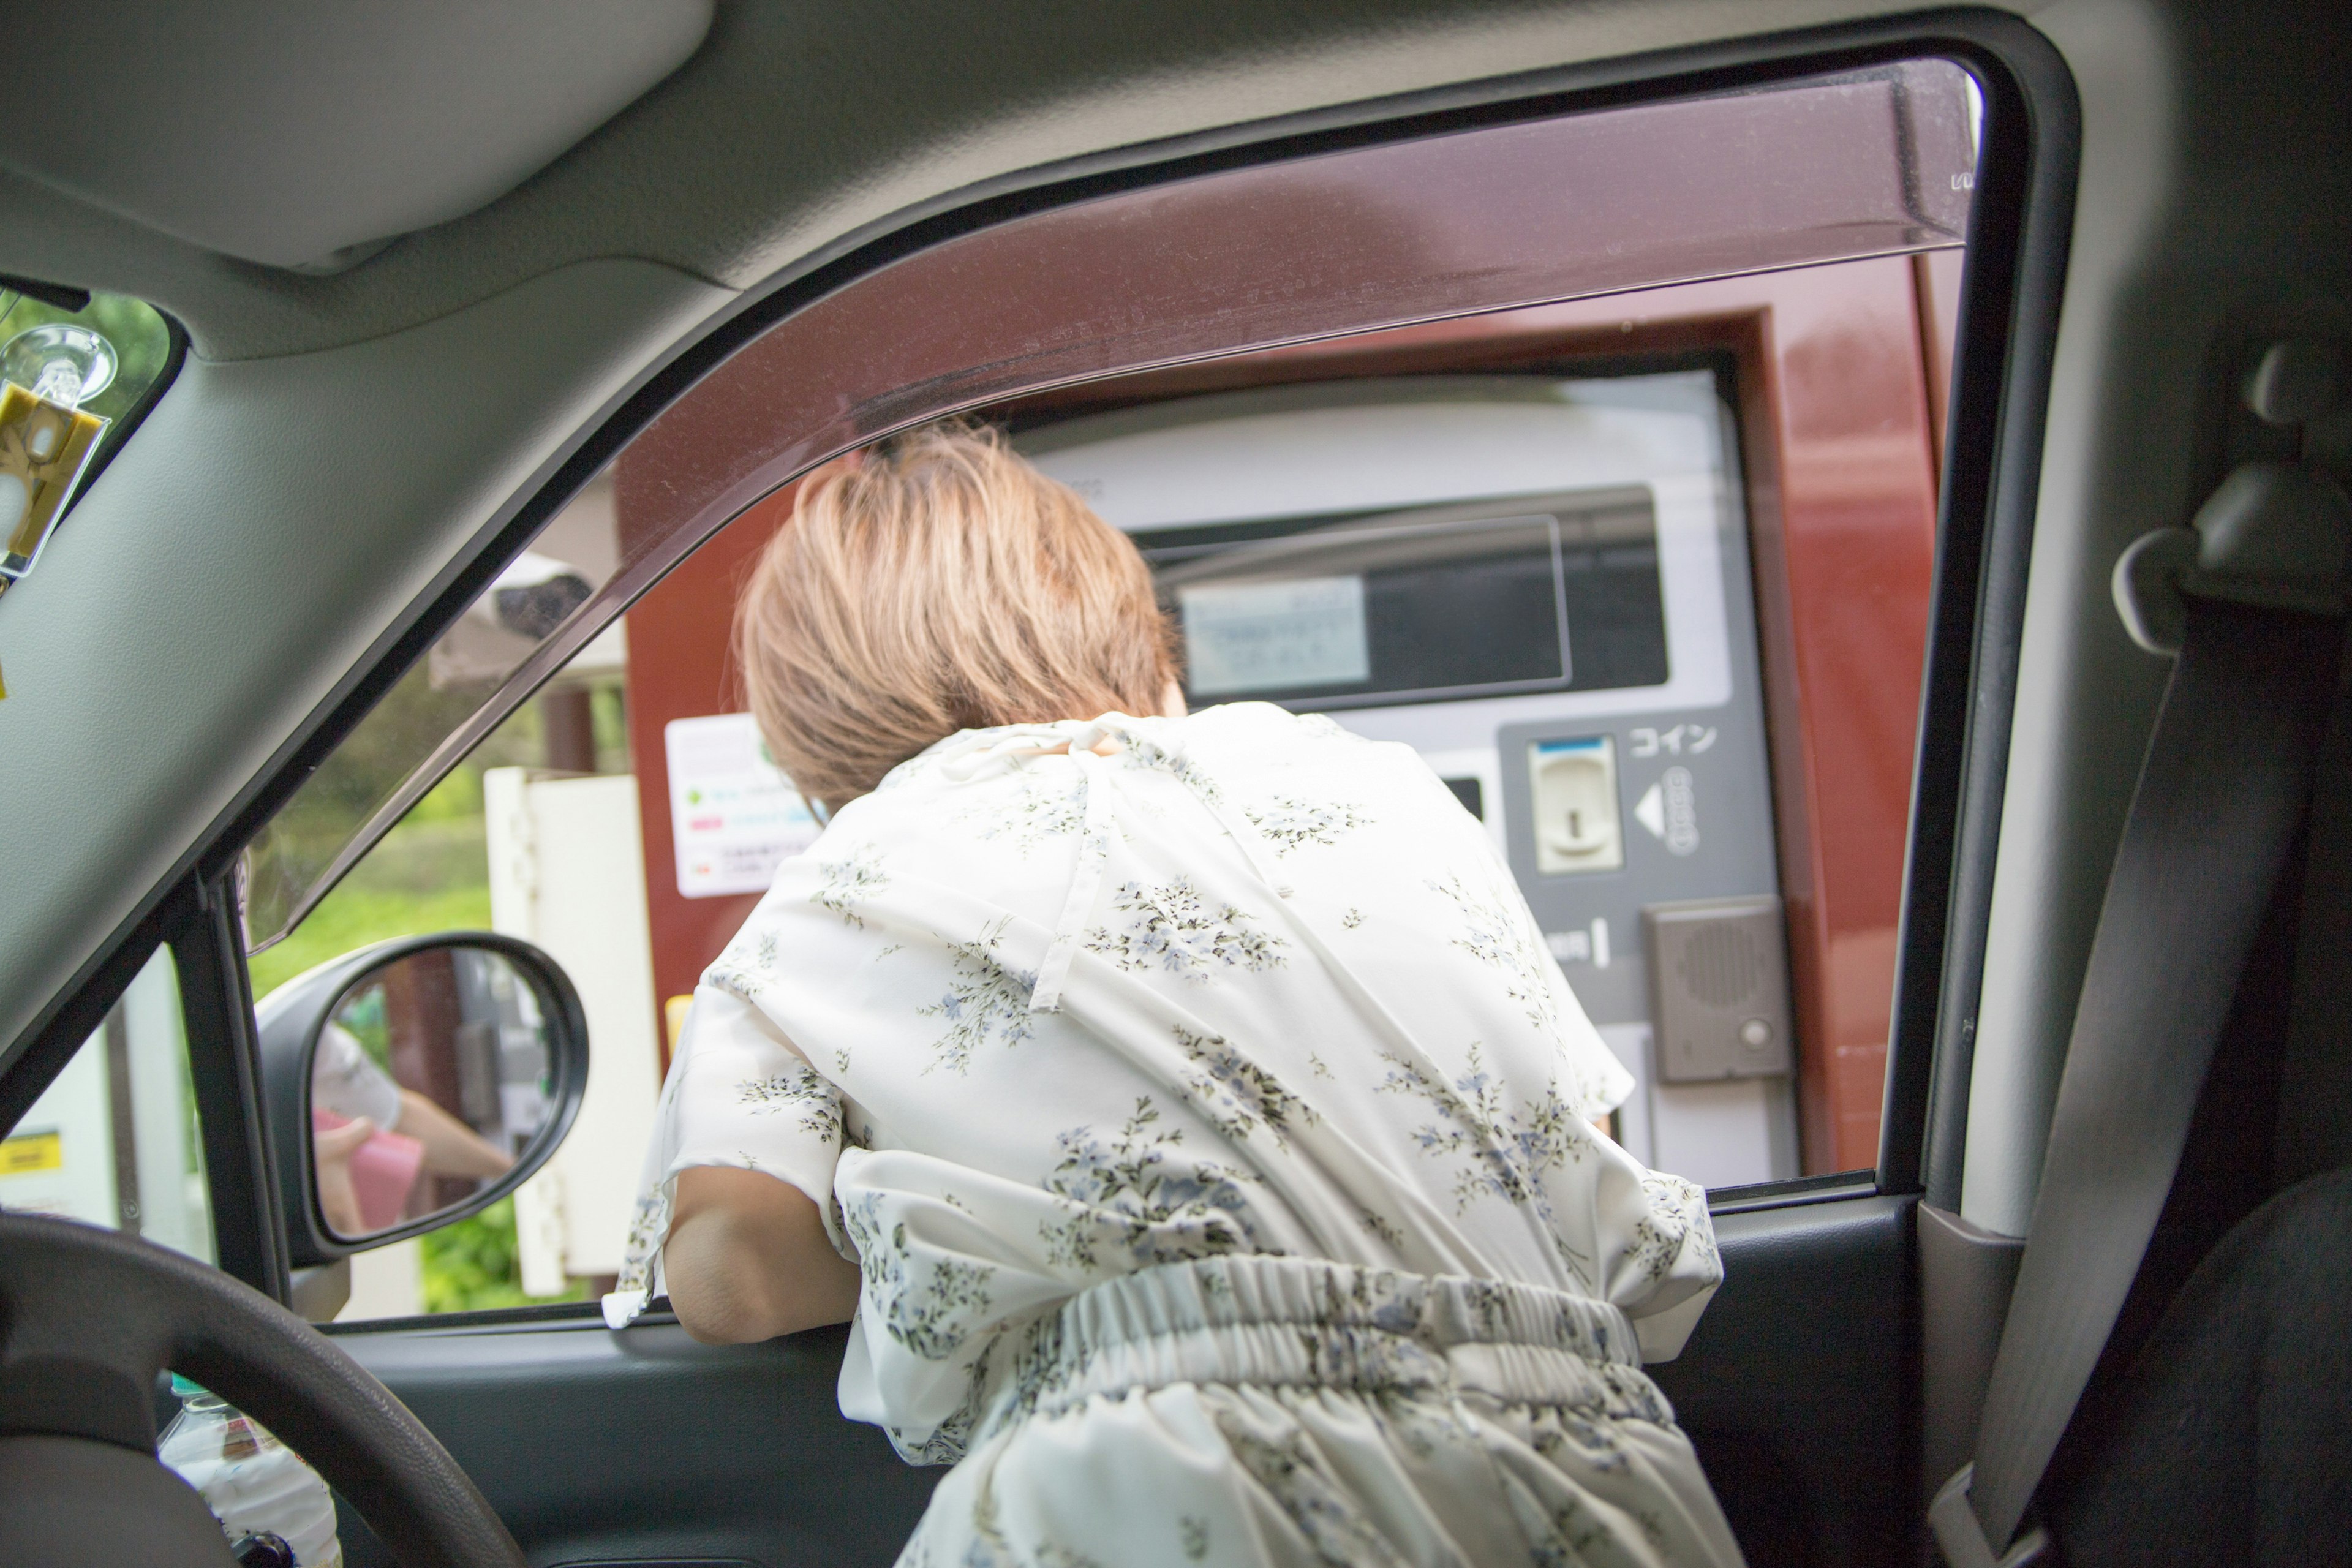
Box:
(1656, 1194), (1917, 1568)
(329, 1318), (938, 1568)
(328, 1194), (1909, 1568)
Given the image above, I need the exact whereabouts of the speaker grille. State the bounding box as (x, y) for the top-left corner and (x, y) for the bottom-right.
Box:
(1678, 923), (1762, 1008)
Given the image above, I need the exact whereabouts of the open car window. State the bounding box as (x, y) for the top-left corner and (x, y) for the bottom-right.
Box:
(244, 54), (1994, 1319)
(239, 61), (1976, 954)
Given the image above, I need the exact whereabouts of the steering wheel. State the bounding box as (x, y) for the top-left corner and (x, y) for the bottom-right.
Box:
(0, 1213), (525, 1567)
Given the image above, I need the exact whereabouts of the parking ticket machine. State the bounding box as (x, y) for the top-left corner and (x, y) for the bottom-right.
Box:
(1022, 371), (1798, 1186)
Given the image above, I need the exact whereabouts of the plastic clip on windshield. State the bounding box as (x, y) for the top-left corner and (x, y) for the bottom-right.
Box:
(1932, 353), (2352, 1567)
(0, 321), (115, 597)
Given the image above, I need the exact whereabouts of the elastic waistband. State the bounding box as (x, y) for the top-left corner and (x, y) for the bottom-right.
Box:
(981, 1254), (1667, 1437)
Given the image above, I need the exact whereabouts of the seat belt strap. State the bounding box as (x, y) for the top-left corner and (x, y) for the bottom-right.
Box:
(1932, 459), (2351, 1566)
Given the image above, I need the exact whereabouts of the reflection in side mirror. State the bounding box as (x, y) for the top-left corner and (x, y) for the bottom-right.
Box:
(258, 933), (587, 1268)
(312, 948), (540, 1239)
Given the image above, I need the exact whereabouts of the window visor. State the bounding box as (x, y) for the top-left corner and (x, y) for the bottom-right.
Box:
(239, 60), (1979, 952)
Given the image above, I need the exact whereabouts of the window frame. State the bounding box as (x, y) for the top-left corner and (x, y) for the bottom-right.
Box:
(0, 874), (287, 1297)
(2, 7), (2078, 1303)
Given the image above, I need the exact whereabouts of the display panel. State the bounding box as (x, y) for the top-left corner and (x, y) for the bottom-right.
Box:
(1178, 576), (1371, 696)
(1146, 491), (1665, 710)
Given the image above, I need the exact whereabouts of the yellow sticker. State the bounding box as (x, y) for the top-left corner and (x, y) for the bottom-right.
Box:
(0, 1129), (62, 1175)
(0, 381), (105, 580)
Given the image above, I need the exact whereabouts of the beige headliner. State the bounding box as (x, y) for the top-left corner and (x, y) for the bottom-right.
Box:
(1, 0), (1938, 362)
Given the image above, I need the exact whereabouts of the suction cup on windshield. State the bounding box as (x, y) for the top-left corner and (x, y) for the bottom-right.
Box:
(2, 322), (116, 409)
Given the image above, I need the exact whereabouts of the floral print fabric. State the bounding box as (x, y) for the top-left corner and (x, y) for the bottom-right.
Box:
(908, 1254), (1742, 1568)
(608, 703), (1735, 1566)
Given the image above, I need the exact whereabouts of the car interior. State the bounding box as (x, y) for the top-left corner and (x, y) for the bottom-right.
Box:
(1, 2), (2346, 1565)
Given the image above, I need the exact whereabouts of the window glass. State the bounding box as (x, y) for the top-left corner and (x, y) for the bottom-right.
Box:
(251, 566), (628, 1319)
(0, 947), (214, 1263)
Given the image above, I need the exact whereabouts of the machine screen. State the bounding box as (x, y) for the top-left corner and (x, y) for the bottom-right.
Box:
(1178, 575), (1371, 696)
(1147, 491), (1664, 710)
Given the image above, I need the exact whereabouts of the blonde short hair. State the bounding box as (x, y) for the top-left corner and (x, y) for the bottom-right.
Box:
(734, 421), (1178, 812)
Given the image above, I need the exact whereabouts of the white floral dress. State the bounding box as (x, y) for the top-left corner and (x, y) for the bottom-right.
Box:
(608, 703), (1743, 1568)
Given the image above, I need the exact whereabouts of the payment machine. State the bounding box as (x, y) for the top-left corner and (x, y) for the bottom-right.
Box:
(1022, 371), (1798, 1187)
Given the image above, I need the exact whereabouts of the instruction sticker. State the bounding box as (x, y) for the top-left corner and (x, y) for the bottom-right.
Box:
(664, 714), (821, 899)
(0, 383), (105, 584)
(0, 1129), (62, 1175)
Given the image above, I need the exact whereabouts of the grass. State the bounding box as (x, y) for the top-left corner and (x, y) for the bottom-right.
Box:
(247, 816), (494, 1000)
(420, 1198), (588, 1313)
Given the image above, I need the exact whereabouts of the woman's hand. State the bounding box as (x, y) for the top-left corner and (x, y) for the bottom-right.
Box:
(663, 1165), (861, 1343)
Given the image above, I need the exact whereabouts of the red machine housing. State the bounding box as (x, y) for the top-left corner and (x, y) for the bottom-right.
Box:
(617, 251), (1961, 1177)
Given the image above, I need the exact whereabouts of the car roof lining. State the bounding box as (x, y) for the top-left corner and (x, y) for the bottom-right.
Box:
(0, 2), (714, 273)
(0, 0), (1938, 363)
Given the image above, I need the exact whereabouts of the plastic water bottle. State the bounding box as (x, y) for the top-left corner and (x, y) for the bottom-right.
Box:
(158, 1375), (345, 1568)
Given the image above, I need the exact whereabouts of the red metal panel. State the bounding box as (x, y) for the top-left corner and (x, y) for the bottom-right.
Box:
(1745, 263), (1942, 1172)
(618, 479), (798, 1064)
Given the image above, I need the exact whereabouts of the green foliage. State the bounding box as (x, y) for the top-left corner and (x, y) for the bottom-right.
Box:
(331, 984), (393, 1072)
(418, 1197), (587, 1313)
(247, 822), (493, 998)
(405, 765), (484, 823)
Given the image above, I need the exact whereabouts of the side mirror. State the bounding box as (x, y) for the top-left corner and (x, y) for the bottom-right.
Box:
(257, 932), (589, 1269)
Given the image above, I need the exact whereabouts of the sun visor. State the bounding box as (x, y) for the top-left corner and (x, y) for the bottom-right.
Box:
(0, 0), (713, 270)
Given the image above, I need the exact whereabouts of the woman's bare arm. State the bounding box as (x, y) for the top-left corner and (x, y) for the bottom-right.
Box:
(394, 1088), (514, 1179)
(663, 1165), (861, 1343)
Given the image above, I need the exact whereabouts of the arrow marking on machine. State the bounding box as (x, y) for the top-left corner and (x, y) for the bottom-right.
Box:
(1634, 782), (1666, 841)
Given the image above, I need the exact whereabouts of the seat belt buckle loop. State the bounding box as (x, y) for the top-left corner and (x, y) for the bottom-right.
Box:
(2114, 459), (2352, 655)
(1931, 1464), (2051, 1568)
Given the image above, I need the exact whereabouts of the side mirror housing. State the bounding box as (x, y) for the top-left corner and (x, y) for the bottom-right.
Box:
(257, 931), (589, 1270)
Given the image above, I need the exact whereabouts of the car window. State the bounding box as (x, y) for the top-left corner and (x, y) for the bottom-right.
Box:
(254, 58), (1980, 1316)
(0, 946), (214, 1264)
(238, 61), (1975, 955)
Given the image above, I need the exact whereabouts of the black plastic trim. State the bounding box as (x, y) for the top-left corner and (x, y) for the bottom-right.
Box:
(0, 273), (92, 313)
(1654, 1193), (1921, 1564)
(1709, 1169), (1882, 1215)
(1888, 21), (2081, 1205)
(164, 876), (290, 1301)
(317, 1299), (614, 1337)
